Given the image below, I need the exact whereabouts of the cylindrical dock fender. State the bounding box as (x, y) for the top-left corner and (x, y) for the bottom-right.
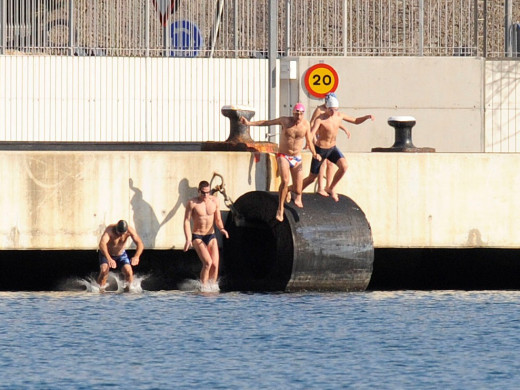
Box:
(221, 191), (374, 292)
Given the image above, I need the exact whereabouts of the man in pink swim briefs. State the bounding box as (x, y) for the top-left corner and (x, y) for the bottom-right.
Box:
(240, 103), (320, 222)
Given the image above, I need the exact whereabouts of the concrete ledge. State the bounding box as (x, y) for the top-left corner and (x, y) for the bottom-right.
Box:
(1, 151), (519, 250)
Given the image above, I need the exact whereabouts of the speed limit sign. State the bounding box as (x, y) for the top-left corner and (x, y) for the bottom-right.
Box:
(304, 64), (339, 98)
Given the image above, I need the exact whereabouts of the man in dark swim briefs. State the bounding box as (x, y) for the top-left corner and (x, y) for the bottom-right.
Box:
(299, 96), (374, 201)
(184, 180), (229, 290)
(97, 219), (144, 292)
(241, 103), (319, 222)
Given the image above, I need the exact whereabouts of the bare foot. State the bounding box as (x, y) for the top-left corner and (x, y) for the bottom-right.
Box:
(325, 188), (339, 202)
(276, 209), (284, 222)
(294, 198), (303, 208)
(285, 191), (292, 203)
(317, 189), (330, 197)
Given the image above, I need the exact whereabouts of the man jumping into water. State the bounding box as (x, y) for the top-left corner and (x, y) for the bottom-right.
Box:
(240, 103), (320, 222)
(184, 180), (229, 290)
(309, 92), (351, 197)
(298, 96), (374, 201)
(98, 219), (144, 292)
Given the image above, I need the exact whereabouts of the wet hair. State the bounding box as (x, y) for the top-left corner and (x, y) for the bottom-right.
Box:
(198, 180), (210, 190)
(116, 220), (128, 234)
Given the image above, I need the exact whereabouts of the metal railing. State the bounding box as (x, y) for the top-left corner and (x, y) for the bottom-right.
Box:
(1, 0), (519, 58)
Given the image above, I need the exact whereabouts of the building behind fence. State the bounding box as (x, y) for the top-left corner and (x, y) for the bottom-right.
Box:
(1, 0), (520, 58)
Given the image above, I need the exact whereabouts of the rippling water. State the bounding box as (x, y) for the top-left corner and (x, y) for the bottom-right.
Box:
(1, 288), (520, 389)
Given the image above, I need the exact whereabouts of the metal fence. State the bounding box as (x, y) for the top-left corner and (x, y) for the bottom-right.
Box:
(1, 0), (519, 58)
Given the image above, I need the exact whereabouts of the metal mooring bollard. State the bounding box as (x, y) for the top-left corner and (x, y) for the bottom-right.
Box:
(201, 105), (278, 152)
(372, 116), (435, 152)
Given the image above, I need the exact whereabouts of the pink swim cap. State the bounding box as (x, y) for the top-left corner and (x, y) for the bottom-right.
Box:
(293, 103), (305, 113)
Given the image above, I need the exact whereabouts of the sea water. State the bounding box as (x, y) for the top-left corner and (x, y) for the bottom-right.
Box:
(1, 285), (520, 389)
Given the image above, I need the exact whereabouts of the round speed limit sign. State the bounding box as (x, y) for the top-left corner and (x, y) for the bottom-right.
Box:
(304, 64), (339, 98)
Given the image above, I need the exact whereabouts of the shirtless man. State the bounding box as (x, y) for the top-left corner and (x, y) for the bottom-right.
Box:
(183, 180), (229, 289)
(309, 92), (351, 197)
(240, 103), (320, 222)
(302, 96), (374, 201)
(97, 219), (144, 291)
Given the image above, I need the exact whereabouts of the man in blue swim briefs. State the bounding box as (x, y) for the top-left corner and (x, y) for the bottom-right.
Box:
(97, 219), (144, 291)
(299, 96), (374, 201)
(184, 180), (229, 290)
(240, 103), (320, 222)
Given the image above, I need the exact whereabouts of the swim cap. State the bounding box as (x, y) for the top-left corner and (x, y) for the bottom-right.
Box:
(325, 92), (337, 101)
(325, 96), (339, 108)
(293, 103), (305, 113)
(116, 220), (128, 234)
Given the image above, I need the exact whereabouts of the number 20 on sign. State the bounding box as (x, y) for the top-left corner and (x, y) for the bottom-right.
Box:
(304, 64), (339, 99)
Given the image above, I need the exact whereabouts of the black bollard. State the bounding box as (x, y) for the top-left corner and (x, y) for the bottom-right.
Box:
(221, 191), (374, 292)
(221, 105), (256, 144)
(372, 116), (435, 152)
(201, 105), (278, 152)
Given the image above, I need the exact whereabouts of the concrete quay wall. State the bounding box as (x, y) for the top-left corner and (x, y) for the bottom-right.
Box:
(1, 150), (519, 250)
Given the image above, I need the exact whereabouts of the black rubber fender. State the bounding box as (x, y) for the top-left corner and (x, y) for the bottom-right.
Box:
(221, 191), (374, 292)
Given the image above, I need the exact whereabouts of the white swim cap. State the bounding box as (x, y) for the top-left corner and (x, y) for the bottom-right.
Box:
(325, 96), (339, 108)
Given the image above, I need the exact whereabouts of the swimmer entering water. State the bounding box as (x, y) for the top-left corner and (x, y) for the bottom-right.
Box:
(240, 103), (320, 222)
(184, 180), (229, 290)
(97, 220), (144, 292)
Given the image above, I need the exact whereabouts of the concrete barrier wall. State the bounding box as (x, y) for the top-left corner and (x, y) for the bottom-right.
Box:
(290, 57), (484, 153)
(0, 151), (272, 250)
(2, 56), (520, 152)
(2, 150), (520, 250)
(0, 56), (270, 142)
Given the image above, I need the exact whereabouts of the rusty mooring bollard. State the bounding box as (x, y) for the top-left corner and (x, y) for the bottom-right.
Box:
(201, 105), (278, 152)
(372, 116), (435, 152)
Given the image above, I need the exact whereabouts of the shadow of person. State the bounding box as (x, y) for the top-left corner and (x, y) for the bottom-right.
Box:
(129, 178), (196, 249)
(129, 178), (160, 248)
(160, 178), (196, 233)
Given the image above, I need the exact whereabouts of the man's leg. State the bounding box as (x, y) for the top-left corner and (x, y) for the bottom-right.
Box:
(290, 162), (304, 208)
(97, 263), (109, 289)
(207, 239), (220, 283)
(325, 160), (336, 191)
(121, 264), (134, 286)
(326, 157), (348, 202)
(193, 240), (213, 286)
(317, 160), (329, 197)
(276, 157), (291, 222)
(301, 172), (318, 191)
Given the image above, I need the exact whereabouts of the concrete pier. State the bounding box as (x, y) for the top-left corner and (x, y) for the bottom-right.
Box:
(2, 150), (520, 250)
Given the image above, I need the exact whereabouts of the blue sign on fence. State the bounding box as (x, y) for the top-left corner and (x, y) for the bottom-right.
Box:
(170, 20), (203, 57)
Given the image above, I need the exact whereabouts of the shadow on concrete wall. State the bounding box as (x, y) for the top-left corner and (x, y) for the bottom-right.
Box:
(129, 178), (196, 248)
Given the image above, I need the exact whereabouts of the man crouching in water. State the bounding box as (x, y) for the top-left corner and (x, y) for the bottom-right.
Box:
(97, 219), (144, 292)
(184, 180), (229, 291)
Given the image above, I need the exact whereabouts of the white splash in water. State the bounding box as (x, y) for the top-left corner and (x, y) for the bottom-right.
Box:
(178, 279), (220, 293)
(63, 272), (146, 293)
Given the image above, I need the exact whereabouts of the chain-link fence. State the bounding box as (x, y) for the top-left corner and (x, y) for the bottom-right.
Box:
(1, 0), (519, 58)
